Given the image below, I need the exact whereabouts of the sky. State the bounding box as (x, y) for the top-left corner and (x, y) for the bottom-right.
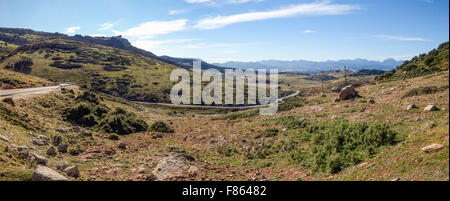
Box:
(0, 0), (448, 63)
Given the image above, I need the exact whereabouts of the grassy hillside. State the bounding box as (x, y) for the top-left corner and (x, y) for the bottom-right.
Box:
(376, 41), (449, 81)
(0, 40), (18, 58)
(1, 69), (53, 89)
(0, 39), (178, 102)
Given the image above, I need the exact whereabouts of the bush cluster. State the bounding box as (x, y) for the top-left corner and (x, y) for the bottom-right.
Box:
(64, 91), (149, 135)
(150, 121), (174, 133)
(287, 118), (397, 173)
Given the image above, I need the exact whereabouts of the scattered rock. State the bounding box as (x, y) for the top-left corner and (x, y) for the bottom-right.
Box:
(64, 166), (80, 178)
(152, 154), (195, 180)
(82, 131), (92, 137)
(137, 166), (146, 174)
(407, 104), (417, 110)
(46, 146), (57, 157)
(52, 135), (62, 146)
(188, 166), (199, 177)
(17, 146), (29, 158)
(32, 135), (49, 146)
(32, 165), (68, 181)
(58, 144), (68, 153)
(152, 133), (163, 139)
(368, 99), (376, 104)
(334, 98), (341, 102)
(31, 153), (48, 165)
(339, 85), (360, 101)
(55, 128), (67, 133)
(104, 148), (115, 155)
(56, 161), (69, 171)
(117, 141), (126, 149)
(0, 134), (10, 142)
(331, 115), (338, 119)
(331, 86), (341, 93)
(391, 177), (401, 182)
(421, 144), (444, 152)
(424, 105), (439, 111)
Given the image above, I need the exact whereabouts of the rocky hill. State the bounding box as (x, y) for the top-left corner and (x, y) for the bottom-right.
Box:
(0, 38), (178, 102)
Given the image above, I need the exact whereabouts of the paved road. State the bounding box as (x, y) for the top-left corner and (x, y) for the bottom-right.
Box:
(0, 84), (300, 110)
(0, 84), (72, 98)
(136, 91), (301, 109)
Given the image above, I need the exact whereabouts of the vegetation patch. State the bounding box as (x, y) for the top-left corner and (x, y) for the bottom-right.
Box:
(150, 121), (174, 133)
(98, 108), (148, 135)
(64, 91), (148, 135)
(402, 85), (449, 98)
(287, 118), (398, 174)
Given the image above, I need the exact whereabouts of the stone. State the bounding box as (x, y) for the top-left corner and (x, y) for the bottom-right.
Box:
(52, 135), (62, 146)
(64, 166), (80, 178)
(188, 166), (199, 177)
(368, 99), (376, 104)
(58, 144), (68, 153)
(421, 144), (444, 152)
(137, 166), (146, 174)
(46, 146), (57, 157)
(152, 133), (163, 139)
(55, 128), (67, 133)
(0, 134), (10, 142)
(31, 135), (49, 146)
(391, 177), (401, 181)
(32, 165), (68, 181)
(339, 85), (360, 101)
(82, 131), (92, 137)
(407, 104), (417, 110)
(117, 141), (127, 149)
(152, 154), (195, 181)
(17, 146), (29, 158)
(31, 153), (48, 165)
(56, 161), (69, 171)
(424, 105), (439, 111)
(331, 86), (341, 93)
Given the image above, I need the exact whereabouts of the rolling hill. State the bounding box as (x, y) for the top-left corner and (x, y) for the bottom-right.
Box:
(376, 41), (449, 81)
(0, 38), (178, 103)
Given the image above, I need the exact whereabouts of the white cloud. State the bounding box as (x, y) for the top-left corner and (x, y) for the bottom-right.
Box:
(113, 19), (188, 39)
(133, 39), (193, 51)
(194, 1), (360, 30)
(185, 0), (211, 3)
(169, 9), (190, 15)
(375, 35), (427, 42)
(226, 0), (263, 4)
(89, 34), (106, 37)
(99, 23), (114, 31)
(65, 26), (80, 33)
(304, 29), (315, 33)
(183, 42), (258, 48)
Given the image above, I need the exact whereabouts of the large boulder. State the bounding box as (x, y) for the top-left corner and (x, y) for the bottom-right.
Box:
(152, 154), (195, 181)
(424, 105), (439, 111)
(64, 166), (80, 178)
(46, 146), (57, 157)
(58, 144), (68, 153)
(31, 153), (48, 165)
(338, 85), (360, 101)
(32, 165), (68, 181)
(31, 135), (49, 146)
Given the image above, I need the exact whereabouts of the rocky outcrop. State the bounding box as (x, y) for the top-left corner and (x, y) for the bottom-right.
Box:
(338, 85), (360, 101)
(31, 165), (68, 181)
(152, 154), (196, 181)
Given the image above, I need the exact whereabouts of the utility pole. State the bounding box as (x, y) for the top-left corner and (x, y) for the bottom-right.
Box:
(344, 65), (348, 86)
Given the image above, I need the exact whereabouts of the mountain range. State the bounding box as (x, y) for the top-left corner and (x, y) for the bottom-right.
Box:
(214, 58), (404, 73)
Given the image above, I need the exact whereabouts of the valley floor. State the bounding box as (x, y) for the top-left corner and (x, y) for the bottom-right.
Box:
(0, 71), (448, 181)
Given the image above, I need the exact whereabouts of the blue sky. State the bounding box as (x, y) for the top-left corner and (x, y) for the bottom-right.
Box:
(0, 0), (448, 63)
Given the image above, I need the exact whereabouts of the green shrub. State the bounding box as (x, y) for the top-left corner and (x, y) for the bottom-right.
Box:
(402, 85), (448, 98)
(107, 133), (120, 140)
(75, 91), (101, 104)
(261, 128), (279, 138)
(68, 144), (83, 156)
(99, 108), (148, 135)
(64, 102), (102, 127)
(289, 119), (397, 174)
(2, 97), (15, 106)
(150, 121), (174, 133)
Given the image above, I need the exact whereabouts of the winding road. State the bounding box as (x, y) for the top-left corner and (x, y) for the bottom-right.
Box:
(1, 85), (300, 109)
